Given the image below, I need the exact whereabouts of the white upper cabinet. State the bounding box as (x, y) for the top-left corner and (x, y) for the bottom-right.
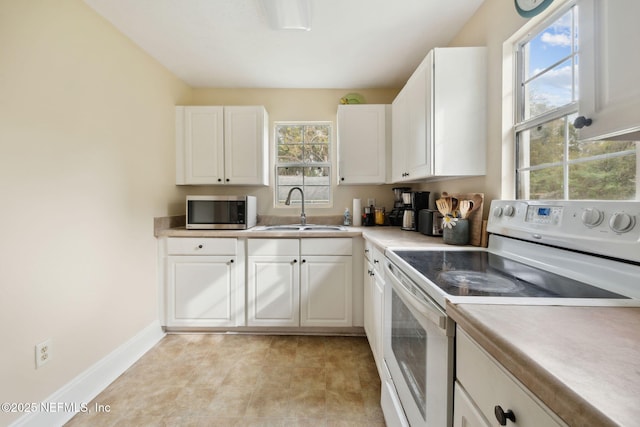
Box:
(337, 104), (391, 184)
(391, 47), (487, 182)
(576, 0), (640, 140)
(176, 105), (269, 185)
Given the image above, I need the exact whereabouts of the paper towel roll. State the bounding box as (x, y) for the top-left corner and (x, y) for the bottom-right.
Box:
(352, 198), (362, 226)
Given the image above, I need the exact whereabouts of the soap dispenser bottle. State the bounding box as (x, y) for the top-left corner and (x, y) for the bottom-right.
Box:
(343, 208), (352, 226)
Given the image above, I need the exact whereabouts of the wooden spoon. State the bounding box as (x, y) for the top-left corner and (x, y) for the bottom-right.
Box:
(436, 199), (450, 216)
(459, 200), (471, 219)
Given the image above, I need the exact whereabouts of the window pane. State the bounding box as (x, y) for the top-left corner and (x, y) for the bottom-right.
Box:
(278, 144), (304, 163)
(303, 167), (330, 185)
(569, 156), (637, 200)
(519, 166), (564, 200)
(524, 59), (574, 117)
(570, 140), (637, 160)
(304, 144), (329, 163)
(518, 118), (566, 168)
(525, 10), (574, 80)
(304, 125), (330, 144)
(277, 125), (304, 144)
(277, 167), (304, 186)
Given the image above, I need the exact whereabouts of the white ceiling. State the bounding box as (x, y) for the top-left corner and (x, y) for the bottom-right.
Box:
(83, 0), (485, 89)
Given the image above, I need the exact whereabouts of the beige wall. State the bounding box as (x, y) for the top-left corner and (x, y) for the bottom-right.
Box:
(0, 1), (190, 424)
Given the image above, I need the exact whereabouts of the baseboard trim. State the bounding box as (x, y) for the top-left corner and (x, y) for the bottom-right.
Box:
(10, 321), (165, 427)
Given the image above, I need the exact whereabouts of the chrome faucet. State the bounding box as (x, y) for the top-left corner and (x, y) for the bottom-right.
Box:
(285, 186), (306, 225)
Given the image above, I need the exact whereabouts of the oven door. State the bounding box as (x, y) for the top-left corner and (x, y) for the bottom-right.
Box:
(383, 259), (454, 427)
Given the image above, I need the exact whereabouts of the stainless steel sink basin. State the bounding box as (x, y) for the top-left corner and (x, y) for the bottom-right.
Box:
(257, 224), (346, 231)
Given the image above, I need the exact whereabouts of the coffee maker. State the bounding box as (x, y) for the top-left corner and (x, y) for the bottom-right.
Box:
(402, 191), (430, 231)
(389, 187), (411, 226)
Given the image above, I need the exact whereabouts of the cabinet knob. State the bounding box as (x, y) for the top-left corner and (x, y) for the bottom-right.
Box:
(373, 259), (379, 264)
(229, 259), (234, 263)
(494, 405), (516, 425)
(302, 259), (306, 263)
(341, 177), (345, 181)
(225, 178), (230, 182)
(197, 244), (203, 249)
(293, 259), (298, 263)
(573, 116), (593, 129)
(217, 178), (222, 182)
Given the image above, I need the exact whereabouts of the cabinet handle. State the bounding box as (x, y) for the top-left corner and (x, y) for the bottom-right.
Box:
(373, 259), (379, 264)
(494, 405), (516, 425)
(573, 116), (593, 128)
(364, 249), (369, 253)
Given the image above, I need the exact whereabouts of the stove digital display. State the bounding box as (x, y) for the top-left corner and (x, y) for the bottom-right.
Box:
(392, 250), (627, 299)
(526, 205), (562, 225)
(537, 207), (551, 216)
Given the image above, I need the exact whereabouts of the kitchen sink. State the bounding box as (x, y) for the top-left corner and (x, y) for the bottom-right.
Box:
(256, 224), (347, 231)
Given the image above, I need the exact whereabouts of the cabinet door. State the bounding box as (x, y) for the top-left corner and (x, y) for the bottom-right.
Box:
(224, 106), (269, 185)
(577, 0), (640, 140)
(176, 106), (224, 185)
(391, 88), (410, 182)
(247, 255), (300, 326)
(406, 56), (432, 179)
(300, 255), (352, 327)
(453, 382), (491, 427)
(363, 260), (375, 347)
(337, 104), (390, 184)
(167, 255), (237, 327)
(372, 267), (384, 372)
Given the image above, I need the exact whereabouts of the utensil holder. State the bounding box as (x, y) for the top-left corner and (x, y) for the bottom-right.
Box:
(443, 219), (469, 245)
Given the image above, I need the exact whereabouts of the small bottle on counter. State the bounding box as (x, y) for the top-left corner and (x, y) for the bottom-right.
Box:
(343, 208), (352, 226)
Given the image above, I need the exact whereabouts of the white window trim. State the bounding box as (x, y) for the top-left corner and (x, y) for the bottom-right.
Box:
(273, 121), (333, 209)
(502, 0), (575, 200)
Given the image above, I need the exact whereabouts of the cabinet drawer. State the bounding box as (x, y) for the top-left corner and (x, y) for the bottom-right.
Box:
(167, 238), (236, 255)
(248, 238), (299, 256)
(301, 238), (352, 256)
(456, 328), (565, 427)
(364, 239), (373, 261)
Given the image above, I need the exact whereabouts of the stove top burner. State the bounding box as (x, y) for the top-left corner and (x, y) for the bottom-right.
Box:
(391, 250), (627, 299)
(437, 270), (523, 294)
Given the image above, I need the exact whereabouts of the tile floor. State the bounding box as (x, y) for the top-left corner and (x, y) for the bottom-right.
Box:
(65, 334), (385, 426)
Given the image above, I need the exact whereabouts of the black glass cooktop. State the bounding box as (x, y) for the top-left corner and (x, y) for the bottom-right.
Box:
(392, 250), (627, 298)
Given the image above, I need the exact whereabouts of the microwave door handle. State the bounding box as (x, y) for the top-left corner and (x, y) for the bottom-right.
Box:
(385, 262), (448, 331)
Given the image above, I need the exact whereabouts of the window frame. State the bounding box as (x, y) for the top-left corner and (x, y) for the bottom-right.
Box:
(514, 1), (578, 199)
(273, 121), (333, 208)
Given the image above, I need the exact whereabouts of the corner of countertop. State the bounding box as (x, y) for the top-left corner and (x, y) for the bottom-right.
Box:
(154, 215), (186, 237)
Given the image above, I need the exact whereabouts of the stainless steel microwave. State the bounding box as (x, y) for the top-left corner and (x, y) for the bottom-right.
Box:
(186, 195), (257, 230)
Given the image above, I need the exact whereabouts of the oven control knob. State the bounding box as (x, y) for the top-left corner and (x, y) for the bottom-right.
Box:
(609, 212), (636, 233)
(503, 205), (515, 217)
(581, 208), (604, 227)
(493, 207), (503, 217)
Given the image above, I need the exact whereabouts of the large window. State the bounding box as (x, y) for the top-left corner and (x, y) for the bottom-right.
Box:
(515, 3), (637, 200)
(275, 122), (332, 206)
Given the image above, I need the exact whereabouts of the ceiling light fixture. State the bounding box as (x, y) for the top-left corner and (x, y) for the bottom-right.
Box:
(261, 0), (312, 31)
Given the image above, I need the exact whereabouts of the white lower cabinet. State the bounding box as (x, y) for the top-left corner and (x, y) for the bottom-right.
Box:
(166, 238), (243, 327)
(247, 239), (300, 326)
(454, 382), (491, 427)
(364, 240), (385, 375)
(247, 238), (353, 327)
(455, 327), (567, 427)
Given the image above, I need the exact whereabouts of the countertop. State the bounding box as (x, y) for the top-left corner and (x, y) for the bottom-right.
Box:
(155, 221), (451, 248)
(447, 303), (640, 427)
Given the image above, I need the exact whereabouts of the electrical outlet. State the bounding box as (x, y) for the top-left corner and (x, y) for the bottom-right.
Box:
(35, 339), (51, 369)
(367, 198), (376, 207)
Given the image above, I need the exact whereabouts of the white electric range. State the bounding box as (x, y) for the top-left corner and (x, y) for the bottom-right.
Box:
(381, 199), (640, 427)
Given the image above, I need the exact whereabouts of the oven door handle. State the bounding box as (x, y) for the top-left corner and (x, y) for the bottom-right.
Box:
(385, 261), (448, 331)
